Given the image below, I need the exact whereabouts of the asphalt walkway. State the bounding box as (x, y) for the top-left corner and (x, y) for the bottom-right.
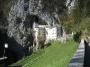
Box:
(68, 39), (85, 67)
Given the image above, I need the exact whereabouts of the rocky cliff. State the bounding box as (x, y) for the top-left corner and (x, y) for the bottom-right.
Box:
(7, 0), (53, 51)
(0, 0), (67, 54)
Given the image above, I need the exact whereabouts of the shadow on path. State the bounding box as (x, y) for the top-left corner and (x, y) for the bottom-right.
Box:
(84, 40), (90, 67)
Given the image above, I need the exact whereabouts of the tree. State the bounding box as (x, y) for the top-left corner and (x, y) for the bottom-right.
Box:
(65, 0), (90, 33)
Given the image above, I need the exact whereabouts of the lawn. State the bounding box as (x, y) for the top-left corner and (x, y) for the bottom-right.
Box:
(11, 40), (79, 67)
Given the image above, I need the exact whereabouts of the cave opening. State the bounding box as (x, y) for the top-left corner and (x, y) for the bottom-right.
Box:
(23, 14), (39, 29)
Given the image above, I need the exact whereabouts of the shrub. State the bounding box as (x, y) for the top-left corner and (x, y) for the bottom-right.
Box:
(73, 31), (82, 42)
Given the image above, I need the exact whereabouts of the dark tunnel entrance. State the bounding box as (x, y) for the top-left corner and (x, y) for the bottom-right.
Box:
(0, 29), (25, 66)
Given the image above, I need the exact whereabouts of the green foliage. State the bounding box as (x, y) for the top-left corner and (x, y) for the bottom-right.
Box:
(80, 18), (90, 31)
(73, 31), (82, 42)
(10, 40), (78, 67)
(64, 0), (90, 33)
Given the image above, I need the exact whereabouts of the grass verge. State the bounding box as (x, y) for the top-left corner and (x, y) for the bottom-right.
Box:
(10, 40), (79, 67)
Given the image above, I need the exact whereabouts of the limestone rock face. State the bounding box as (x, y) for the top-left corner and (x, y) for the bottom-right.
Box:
(7, 0), (53, 47)
(8, 0), (28, 46)
(0, 0), (57, 53)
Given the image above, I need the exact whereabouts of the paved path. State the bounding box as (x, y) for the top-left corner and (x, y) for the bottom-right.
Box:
(68, 39), (85, 67)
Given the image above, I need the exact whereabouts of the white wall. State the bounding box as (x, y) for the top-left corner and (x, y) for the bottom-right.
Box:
(46, 27), (57, 41)
(33, 22), (65, 43)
